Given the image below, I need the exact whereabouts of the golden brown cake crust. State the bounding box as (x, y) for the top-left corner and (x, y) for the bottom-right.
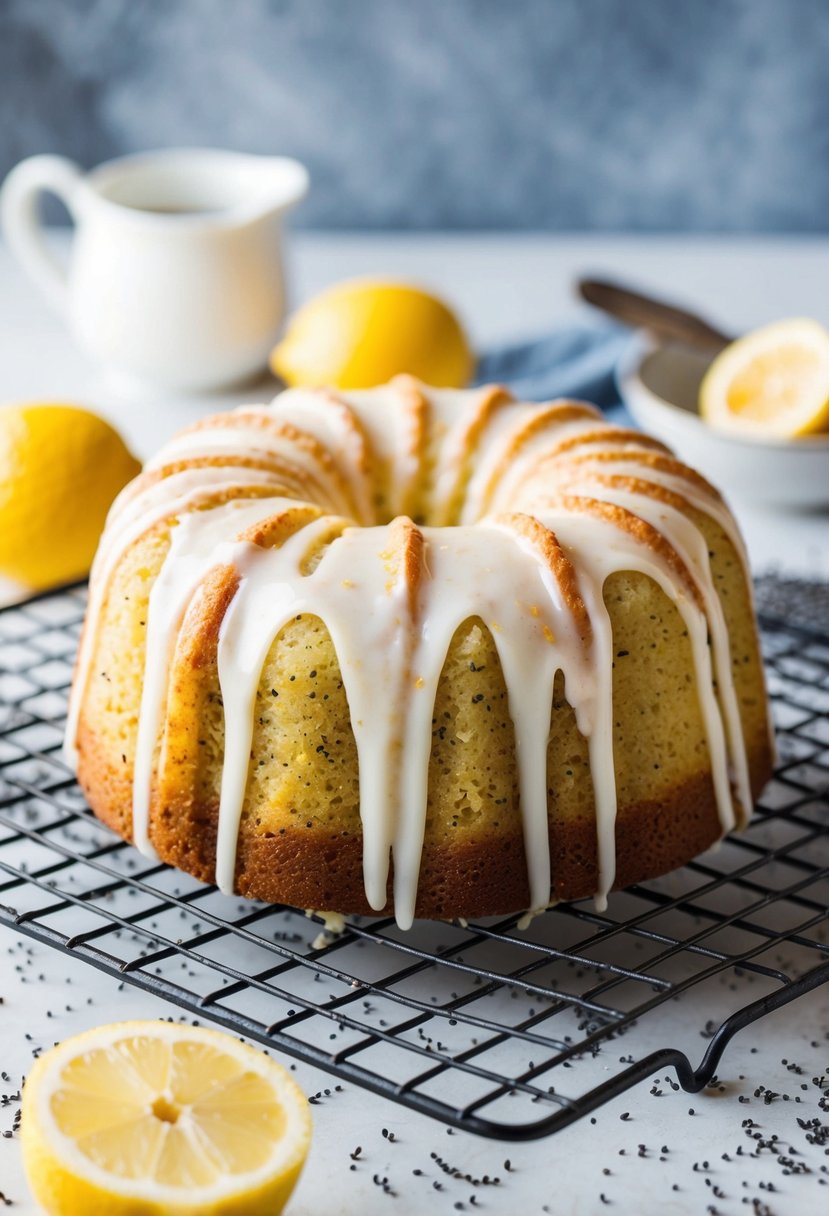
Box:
(76, 718), (771, 919)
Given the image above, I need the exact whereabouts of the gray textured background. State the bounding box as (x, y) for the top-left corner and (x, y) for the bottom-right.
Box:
(2, 0), (828, 231)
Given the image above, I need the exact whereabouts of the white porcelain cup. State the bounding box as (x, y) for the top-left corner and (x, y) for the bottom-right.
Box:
(0, 148), (309, 391)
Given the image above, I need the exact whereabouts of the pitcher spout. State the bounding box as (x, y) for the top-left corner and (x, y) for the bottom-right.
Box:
(250, 154), (310, 219)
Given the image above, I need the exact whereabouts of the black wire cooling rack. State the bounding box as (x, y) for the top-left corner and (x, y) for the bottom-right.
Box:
(0, 577), (827, 1141)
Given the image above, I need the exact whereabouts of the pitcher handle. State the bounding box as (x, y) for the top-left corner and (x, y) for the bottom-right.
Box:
(0, 155), (83, 314)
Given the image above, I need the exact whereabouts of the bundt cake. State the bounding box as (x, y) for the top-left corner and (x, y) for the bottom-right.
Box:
(65, 378), (773, 929)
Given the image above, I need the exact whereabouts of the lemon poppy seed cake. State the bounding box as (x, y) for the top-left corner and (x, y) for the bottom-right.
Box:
(65, 378), (773, 928)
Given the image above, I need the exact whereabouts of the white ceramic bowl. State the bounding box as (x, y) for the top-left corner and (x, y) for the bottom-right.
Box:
(617, 337), (829, 507)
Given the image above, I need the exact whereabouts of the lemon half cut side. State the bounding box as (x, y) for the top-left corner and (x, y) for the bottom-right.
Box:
(21, 1020), (312, 1216)
(699, 317), (829, 439)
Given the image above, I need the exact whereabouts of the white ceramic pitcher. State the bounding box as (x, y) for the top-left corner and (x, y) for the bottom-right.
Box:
(0, 148), (309, 391)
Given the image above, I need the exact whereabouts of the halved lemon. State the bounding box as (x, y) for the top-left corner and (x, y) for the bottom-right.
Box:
(699, 317), (829, 438)
(21, 1020), (311, 1216)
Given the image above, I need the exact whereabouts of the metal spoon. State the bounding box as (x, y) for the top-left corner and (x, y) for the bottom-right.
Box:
(578, 277), (733, 353)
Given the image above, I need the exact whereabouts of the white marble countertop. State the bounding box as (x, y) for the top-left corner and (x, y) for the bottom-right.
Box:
(1, 234), (828, 1214)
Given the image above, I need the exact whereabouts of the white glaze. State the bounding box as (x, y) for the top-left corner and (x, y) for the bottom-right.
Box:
(65, 382), (768, 928)
(131, 496), (300, 857)
(63, 465), (286, 767)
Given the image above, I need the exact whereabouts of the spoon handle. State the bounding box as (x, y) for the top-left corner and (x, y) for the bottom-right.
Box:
(578, 277), (733, 353)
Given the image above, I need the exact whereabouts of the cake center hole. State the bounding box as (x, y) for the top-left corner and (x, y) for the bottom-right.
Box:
(151, 1096), (181, 1124)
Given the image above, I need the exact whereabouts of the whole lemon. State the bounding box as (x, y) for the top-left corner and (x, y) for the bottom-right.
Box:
(0, 403), (141, 591)
(271, 278), (474, 389)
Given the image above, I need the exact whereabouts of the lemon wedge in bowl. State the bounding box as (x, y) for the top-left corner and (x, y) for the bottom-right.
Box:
(21, 1020), (311, 1216)
(699, 317), (829, 438)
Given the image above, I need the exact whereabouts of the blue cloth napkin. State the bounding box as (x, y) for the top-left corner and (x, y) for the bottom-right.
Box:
(475, 323), (632, 418)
